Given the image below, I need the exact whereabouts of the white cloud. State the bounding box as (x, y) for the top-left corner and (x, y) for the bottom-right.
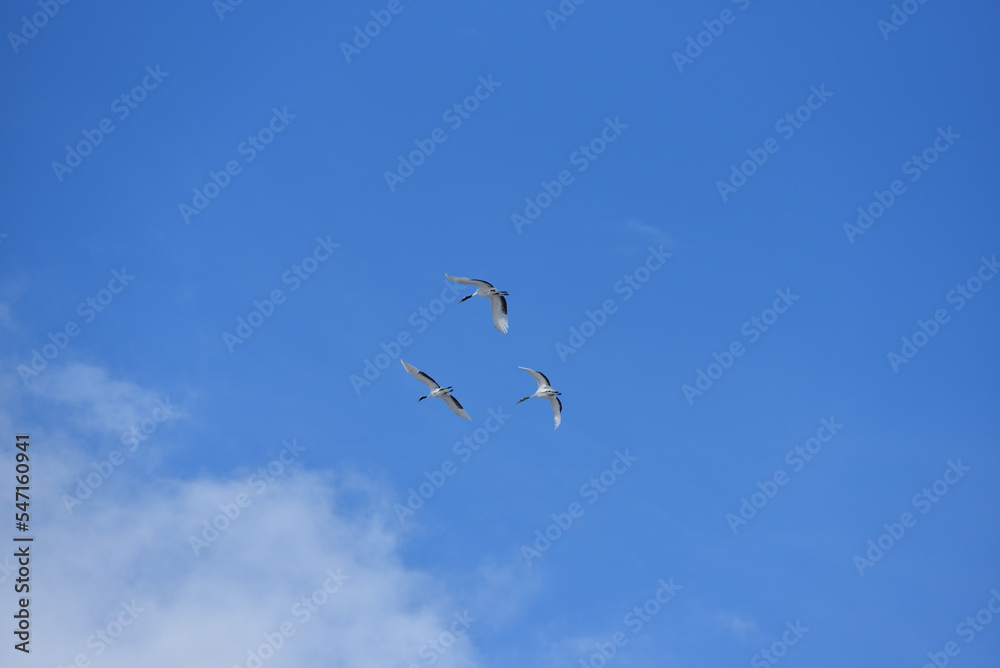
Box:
(0, 301), (12, 330)
(26, 362), (185, 436)
(1, 362), (484, 668)
(607, 220), (677, 256)
(715, 612), (756, 640)
(625, 220), (673, 247)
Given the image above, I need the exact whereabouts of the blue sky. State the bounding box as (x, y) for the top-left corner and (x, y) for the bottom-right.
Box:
(2, 1), (999, 666)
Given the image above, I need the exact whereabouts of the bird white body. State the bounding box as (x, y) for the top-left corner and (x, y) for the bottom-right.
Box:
(517, 366), (562, 429)
(445, 274), (509, 333)
(401, 359), (471, 420)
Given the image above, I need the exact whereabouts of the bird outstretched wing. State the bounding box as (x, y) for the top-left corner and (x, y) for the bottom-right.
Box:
(518, 366), (551, 389)
(547, 395), (562, 430)
(488, 293), (509, 334)
(401, 359), (440, 390)
(445, 274), (496, 290)
(443, 393), (471, 420)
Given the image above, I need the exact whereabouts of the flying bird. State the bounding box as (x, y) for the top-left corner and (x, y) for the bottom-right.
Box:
(445, 274), (509, 333)
(401, 359), (471, 420)
(517, 366), (562, 430)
